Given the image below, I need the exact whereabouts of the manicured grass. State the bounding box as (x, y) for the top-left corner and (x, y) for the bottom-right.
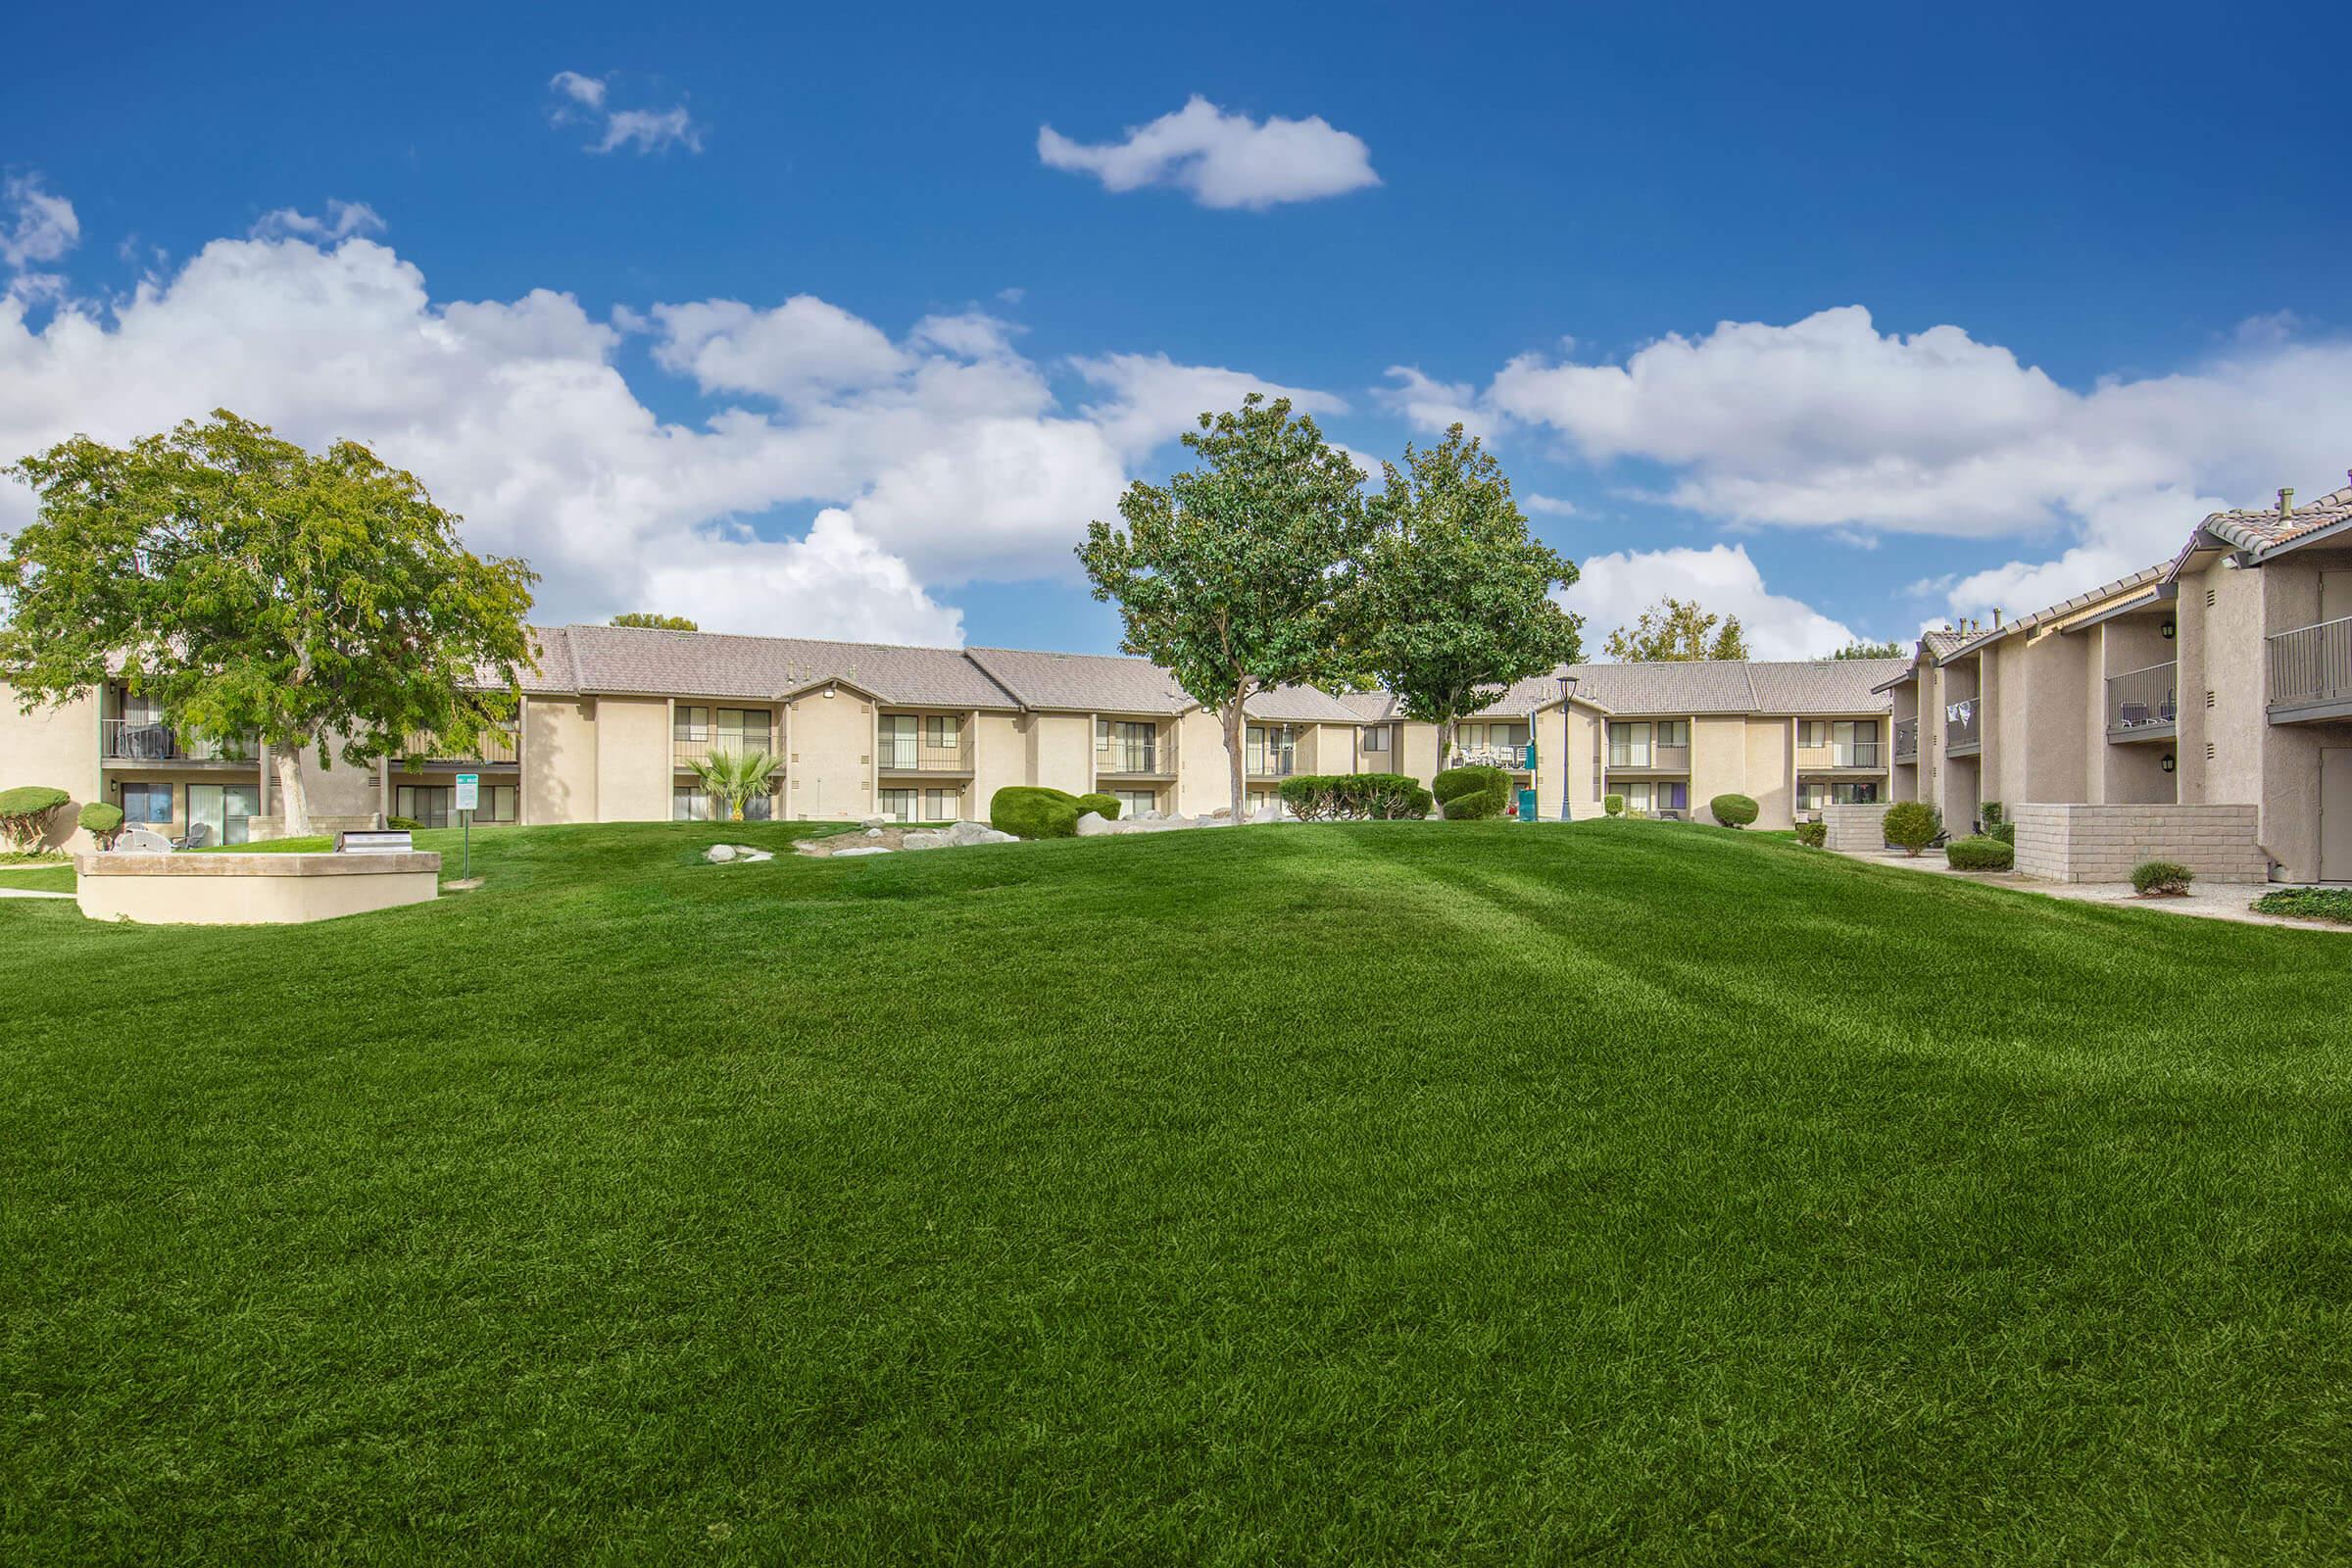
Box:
(0, 862), (74, 892)
(5, 820), (2352, 1563)
(2251, 886), (2352, 925)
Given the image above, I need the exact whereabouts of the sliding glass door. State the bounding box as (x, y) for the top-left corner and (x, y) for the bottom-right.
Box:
(186, 783), (262, 845)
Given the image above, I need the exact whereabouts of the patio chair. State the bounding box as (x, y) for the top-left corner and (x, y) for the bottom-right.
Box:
(2119, 702), (2150, 728)
(169, 822), (211, 851)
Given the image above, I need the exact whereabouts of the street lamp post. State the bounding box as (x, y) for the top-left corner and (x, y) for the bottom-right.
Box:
(1557, 673), (1580, 821)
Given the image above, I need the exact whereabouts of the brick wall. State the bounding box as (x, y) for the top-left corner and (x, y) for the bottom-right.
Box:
(2009, 803), (2268, 884)
(1819, 803), (1886, 854)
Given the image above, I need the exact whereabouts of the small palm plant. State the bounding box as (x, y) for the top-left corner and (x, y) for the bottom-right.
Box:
(690, 749), (781, 821)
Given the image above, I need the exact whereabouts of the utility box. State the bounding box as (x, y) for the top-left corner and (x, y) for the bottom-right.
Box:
(1516, 788), (1538, 822)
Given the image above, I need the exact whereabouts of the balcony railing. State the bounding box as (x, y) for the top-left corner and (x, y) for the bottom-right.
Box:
(1798, 741), (1883, 769)
(673, 732), (774, 769)
(2268, 615), (2352, 713)
(877, 731), (975, 772)
(399, 727), (518, 764)
(1607, 744), (1690, 771)
(1245, 755), (1297, 778)
(2105, 662), (2179, 738)
(1893, 717), (1919, 762)
(1100, 732), (1175, 776)
(1945, 699), (1981, 753)
(1449, 744), (1532, 771)
(101, 718), (257, 763)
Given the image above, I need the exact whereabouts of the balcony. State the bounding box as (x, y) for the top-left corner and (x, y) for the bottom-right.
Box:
(877, 730), (975, 773)
(2268, 615), (2352, 721)
(1796, 741), (1883, 770)
(1101, 727), (1177, 778)
(1606, 744), (1690, 772)
(2105, 662), (2178, 741)
(1893, 717), (1919, 762)
(1945, 699), (1981, 756)
(1244, 754), (1297, 779)
(673, 730), (774, 769)
(398, 726), (518, 766)
(101, 718), (257, 765)
(1449, 743), (1532, 771)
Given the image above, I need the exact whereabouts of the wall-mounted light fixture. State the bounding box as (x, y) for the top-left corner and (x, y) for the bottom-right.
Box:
(2160, 753), (2177, 773)
(2160, 617), (2177, 640)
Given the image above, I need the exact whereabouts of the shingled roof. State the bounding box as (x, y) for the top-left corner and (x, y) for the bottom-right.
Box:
(2196, 482), (2352, 559)
(550, 624), (1021, 708)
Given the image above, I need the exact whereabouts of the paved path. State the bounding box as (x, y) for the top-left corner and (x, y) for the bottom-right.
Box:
(1833, 849), (2347, 933)
(0, 887), (74, 901)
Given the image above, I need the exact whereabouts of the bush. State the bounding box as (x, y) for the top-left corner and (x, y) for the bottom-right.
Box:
(1276, 774), (1341, 821)
(1944, 834), (2014, 870)
(990, 786), (1082, 840)
(1882, 801), (1939, 857)
(388, 816), (424, 832)
(1988, 820), (2014, 845)
(1075, 792), (1121, 821)
(2132, 860), (2194, 896)
(1793, 818), (1827, 848)
(1981, 801), (2004, 829)
(1275, 773), (1435, 822)
(0, 785), (71, 850)
(2251, 887), (2352, 924)
(1441, 787), (1507, 821)
(78, 801), (125, 849)
(1433, 764), (1509, 808)
(1709, 793), (1759, 828)
(1603, 793), (1625, 817)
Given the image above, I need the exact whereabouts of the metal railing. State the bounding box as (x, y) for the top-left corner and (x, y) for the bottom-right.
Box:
(1607, 744), (1690, 770)
(877, 732), (975, 771)
(1100, 733), (1173, 775)
(2268, 615), (2352, 711)
(101, 718), (257, 762)
(673, 731), (774, 768)
(1449, 744), (1531, 771)
(2105, 662), (2179, 737)
(1245, 754), (1298, 778)
(399, 727), (517, 764)
(1945, 699), (1981, 752)
(1798, 741), (1883, 768)
(1893, 717), (1919, 761)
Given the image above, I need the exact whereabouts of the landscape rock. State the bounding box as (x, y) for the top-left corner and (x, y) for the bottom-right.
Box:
(859, 817), (886, 831)
(833, 846), (894, 858)
(705, 843), (737, 863)
(899, 830), (952, 851)
(945, 819), (1016, 847)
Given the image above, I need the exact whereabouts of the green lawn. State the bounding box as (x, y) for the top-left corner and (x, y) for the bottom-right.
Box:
(5, 820), (2351, 1563)
(0, 862), (74, 893)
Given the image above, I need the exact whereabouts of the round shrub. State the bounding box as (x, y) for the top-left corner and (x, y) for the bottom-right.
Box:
(990, 786), (1082, 840)
(1433, 764), (1509, 807)
(1793, 818), (1827, 848)
(0, 785), (71, 850)
(78, 801), (125, 849)
(387, 816), (424, 832)
(1882, 801), (1939, 857)
(2132, 859), (2194, 896)
(1441, 787), (1506, 821)
(1980, 800), (2005, 829)
(1709, 793), (1759, 828)
(1603, 793), (1625, 817)
(1075, 792), (1121, 821)
(1944, 834), (2014, 871)
(1354, 773), (1432, 820)
(1276, 774), (1340, 821)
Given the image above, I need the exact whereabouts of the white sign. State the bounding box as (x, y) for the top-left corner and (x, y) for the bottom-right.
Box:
(454, 773), (479, 812)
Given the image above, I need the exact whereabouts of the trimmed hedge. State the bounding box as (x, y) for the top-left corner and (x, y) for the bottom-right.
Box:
(388, 817), (425, 832)
(990, 786), (1083, 840)
(2132, 860), (2194, 895)
(1603, 793), (1625, 817)
(1989, 821), (2015, 845)
(77, 801), (125, 849)
(1793, 818), (1827, 848)
(1441, 787), (1507, 821)
(1710, 793), (1759, 828)
(0, 785), (71, 850)
(1882, 801), (1939, 857)
(1944, 834), (2014, 870)
(1276, 773), (1433, 821)
(1433, 764), (1509, 807)
(1074, 792), (1121, 821)
(1981, 801), (2005, 829)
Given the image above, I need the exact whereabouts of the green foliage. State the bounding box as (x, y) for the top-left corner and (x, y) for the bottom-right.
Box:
(2132, 860), (2194, 895)
(1433, 764), (1508, 806)
(1882, 801), (1939, 856)
(1980, 801), (2004, 828)
(77, 801), (125, 849)
(1076, 394), (1371, 817)
(1710, 793), (1759, 828)
(1603, 597), (1748, 662)
(1441, 786), (1507, 820)
(1793, 818), (1828, 848)
(387, 816), (424, 832)
(989, 786), (1082, 840)
(2251, 887), (2352, 923)
(0, 785), (71, 850)
(1075, 792), (1121, 821)
(609, 612), (699, 630)
(1277, 772), (1433, 821)
(689, 749), (782, 821)
(1603, 793), (1625, 817)
(0, 411), (538, 831)
(1989, 821), (2015, 845)
(1944, 835), (2014, 871)
(1352, 425), (1582, 760)
(1833, 639), (1908, 660)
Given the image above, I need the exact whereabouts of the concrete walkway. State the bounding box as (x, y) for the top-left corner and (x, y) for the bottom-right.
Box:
(1832, 848), (2348, 933)
(0, 887), (74, 901)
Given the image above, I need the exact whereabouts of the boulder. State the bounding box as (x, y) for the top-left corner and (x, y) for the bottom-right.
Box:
(900, 830), (952, 851)
(859, 816), (886, 831)
(1075, 810), (1114, 836)
(705, 843), (738, 863)
(945, 819), (1015, 847)
(833, 846), (894, 858)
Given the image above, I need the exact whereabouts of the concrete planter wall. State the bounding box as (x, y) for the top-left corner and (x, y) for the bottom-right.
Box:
(2009, 804), (2267, 884)
(1818, 803), (1887, 854)
(74, 851), (441, 924)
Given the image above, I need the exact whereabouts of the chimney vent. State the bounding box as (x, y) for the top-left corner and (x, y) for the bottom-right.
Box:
(1993, 608), (2003, 628)
(2279, 487), (2294, 518)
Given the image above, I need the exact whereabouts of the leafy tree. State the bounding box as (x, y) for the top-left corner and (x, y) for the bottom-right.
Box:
(1833, 638), (1906, 660)
(78, 800), (125, 850)
(1, 411), (538, 835)
(1078, 395), (1370, 819)
(690, 748), (781, 821)
(1354, 426), (1583, 779)
(0, 785), (69, 850)
(1603, 597), (1749, 662)
(612, 612), (700, 631)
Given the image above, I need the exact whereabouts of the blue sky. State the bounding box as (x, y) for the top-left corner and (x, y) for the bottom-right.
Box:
(5, 1), (2349, 658)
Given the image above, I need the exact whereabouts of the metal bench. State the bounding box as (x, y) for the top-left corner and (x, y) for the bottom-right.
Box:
(335, 829), (416, 855)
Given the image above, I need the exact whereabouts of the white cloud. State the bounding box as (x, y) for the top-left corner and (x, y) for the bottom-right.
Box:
(0, 227), (1341, 638)
(1070, 351), (1347, 459)
(1521, 492), (1578, 516)
(547, 72), (703, 155)
(1415, 305), (2352, 621)
(2, 174), (79, 270)
(249, 200), (385, 243)
(1560, 543), (1857, 662)
(1038, 95), (1379, 211)
(1377, 366), (1495, 442)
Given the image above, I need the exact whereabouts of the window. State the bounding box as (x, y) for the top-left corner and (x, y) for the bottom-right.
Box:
(1656, 720), (1689, 749)
(924, 714), (961, 749)
(397, 785), (453, 828)
(475, 784), (518, 824)
(879, 788), (917, 822)
(1832, 781), (1879, 806)
(672, 787), (716, 822)
(1114, 789), (1158, 817)
(1608, 722), (1651, 767)
(1103, 720), (1158, 773)
(1459, 723), (1529, 760)
(1798, 720), (1830, 749)
(879, 713), (919, 768)
(673, 706), (710, 742)
(121, 782), (173, 824)
(1361, 724), (1390, 754)
(1246, 724), (1296, 777)
(187, 783), (262, 845)
(921, 788), (960, 820)
(717, 708), (771, 752)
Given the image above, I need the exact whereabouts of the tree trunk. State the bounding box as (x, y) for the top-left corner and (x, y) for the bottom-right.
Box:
(1434, 716), (1456, 784)
(273, 744), (314, 838)
(1222, 700), (1247, 821)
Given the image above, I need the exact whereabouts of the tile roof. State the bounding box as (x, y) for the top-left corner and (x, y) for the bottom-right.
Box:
(1936, 564), (2170, 660)
(962, 647), (1190, 714)
(2197, 482), (2352, 558)
(1743, 658), (1908, 712)
(1244, 683), (1367, 723)
(1329, 690), (1399, 722)
(551, 624), (1021, 708)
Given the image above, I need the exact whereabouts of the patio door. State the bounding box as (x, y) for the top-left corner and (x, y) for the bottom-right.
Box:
(2323, 747), (2351, 883)
(187, 783), (262, 845)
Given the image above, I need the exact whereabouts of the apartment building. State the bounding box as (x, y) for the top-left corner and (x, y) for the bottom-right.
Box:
(1885, 482), (2352, 882)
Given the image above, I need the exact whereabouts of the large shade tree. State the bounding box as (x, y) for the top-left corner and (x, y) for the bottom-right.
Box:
(1078, 395), (1370, 819)
(1, 411), (538, 835)
(1355, 426), (1583, 776)
(1603, 597), (1750, 662)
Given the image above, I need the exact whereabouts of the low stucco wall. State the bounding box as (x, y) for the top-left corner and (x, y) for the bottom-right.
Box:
(2009, 804), (2267, 885)
(74, 852), (441, 924)
(1818, 803), (1886, 854)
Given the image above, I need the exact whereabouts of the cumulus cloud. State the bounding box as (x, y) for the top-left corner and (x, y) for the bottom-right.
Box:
(1409, 305), (2352, 620)
(1377, 366), (1496, 442)
(1070, 352), (1348, 458)
(1521, 492), (1578, 516)
(2, 173), (79, 270)
(547, 72), (703, 155)
(1038, 96), (1379, 210)
(249, 200), (385, 243)
(0, 227), (1340, 639)
(1561, 544), (1859, 662)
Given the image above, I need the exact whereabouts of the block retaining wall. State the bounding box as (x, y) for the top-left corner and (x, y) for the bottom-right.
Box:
(1819, 803), (1886, 854)
(2009, 803), (2268, 884)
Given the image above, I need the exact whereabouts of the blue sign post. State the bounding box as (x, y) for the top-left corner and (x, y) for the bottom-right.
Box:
(454, 772), (478, 880)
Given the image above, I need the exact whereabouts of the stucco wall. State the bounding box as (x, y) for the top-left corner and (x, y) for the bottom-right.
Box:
(523, 696), (599, 824)
(1024, 712), (1091, 796)
(291, 738), (384, 833)
(1172, 710), (1229, 816)
(1742, 716), (1793, 829)
(2010, 803), (2267, 884)
(785, 690), (875, 820)
(970, 711), (1026, 821)
(593, 696), (673, 822)
(0, 686), (103, 850)
(1690, 715), (1746, 813)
